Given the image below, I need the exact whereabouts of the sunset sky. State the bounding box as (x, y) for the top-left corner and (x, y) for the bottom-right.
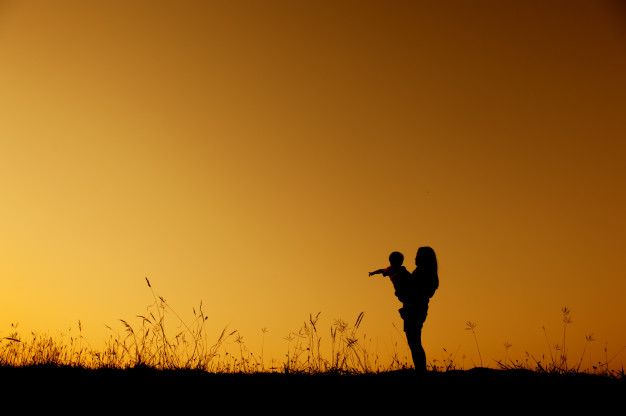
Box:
(1, 0), (625, 369)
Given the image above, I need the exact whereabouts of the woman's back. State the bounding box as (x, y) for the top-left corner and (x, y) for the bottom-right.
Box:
(411, 246), (439, 301)
(411, 267), (438, 301)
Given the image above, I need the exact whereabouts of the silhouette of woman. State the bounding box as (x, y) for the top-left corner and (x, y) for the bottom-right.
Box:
(402, 246), (439, 373)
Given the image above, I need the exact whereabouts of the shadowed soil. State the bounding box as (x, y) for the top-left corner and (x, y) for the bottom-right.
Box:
(1, 366), (622, 412)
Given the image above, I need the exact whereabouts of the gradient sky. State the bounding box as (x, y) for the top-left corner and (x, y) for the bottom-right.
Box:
(1, 0), (625, 369)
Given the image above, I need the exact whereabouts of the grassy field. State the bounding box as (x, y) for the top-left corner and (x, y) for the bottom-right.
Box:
(1, 280), (623, 412)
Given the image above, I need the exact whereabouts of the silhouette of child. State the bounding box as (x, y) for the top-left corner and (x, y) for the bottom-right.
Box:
(369, 251), (412, 303)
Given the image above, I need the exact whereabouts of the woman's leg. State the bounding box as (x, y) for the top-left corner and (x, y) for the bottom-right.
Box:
(403, 303), (428, 372)
(405, 324), (426, 372)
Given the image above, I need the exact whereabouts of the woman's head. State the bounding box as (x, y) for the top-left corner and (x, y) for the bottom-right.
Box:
(415, 246), (437, 272)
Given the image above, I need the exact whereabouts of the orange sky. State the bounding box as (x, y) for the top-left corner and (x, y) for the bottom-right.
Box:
(1, 0), (625, 370)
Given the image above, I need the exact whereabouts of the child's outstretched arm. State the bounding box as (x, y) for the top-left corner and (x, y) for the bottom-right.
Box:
(369, 268), (386, 277)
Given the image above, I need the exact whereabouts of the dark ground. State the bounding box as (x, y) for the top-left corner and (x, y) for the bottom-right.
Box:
(1, 366), (623, 413)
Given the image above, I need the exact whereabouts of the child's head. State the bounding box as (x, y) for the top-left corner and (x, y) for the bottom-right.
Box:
(388, 251), (404, 267)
